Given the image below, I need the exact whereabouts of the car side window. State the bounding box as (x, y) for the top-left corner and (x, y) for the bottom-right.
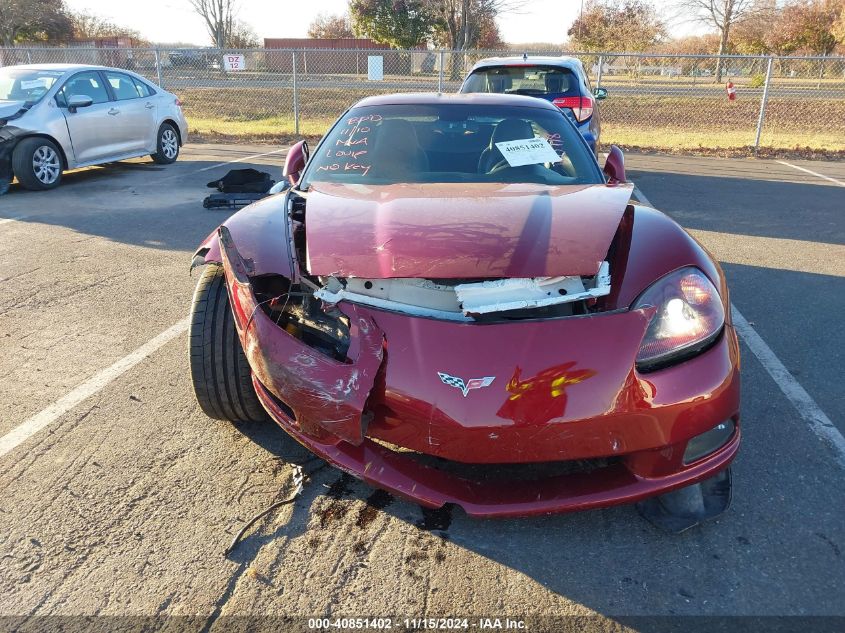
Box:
(104, 71), (141, 101)
(59, 71), (110, 106)
(131, 77), (154, 98)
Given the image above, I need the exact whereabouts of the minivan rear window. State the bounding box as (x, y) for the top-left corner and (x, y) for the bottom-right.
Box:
(462, 66), (577, 97)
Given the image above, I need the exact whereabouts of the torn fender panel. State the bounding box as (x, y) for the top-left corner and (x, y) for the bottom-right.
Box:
(612, 205), (725, 309)
(305, 182), (635, 279)
(218, 226), (384, 445)
(193, 193), (296, 279)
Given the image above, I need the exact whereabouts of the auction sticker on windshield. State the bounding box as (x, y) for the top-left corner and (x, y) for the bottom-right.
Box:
(495, 137), (561, 167)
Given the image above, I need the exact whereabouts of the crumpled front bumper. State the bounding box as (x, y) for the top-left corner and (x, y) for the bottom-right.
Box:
(254, 376), (739, 518)
(219, 227), (741, 517)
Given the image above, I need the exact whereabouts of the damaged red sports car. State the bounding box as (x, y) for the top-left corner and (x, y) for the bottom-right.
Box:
(189, 93), (740, 530)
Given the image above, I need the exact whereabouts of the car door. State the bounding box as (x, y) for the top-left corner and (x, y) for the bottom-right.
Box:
(103, 71), (157, 153)
(57, 70), (117, 164)
(130, 76), (162, 152)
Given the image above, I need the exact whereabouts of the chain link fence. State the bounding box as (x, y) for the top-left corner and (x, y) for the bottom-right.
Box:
(3, 46), (844, 152)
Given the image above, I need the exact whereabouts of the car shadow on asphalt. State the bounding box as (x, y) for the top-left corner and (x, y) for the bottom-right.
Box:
(627, 168), (845, 244)
(0, 158), (273, 254)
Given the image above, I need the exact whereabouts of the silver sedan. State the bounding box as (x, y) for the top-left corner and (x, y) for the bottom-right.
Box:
(0, 63), (189, 193)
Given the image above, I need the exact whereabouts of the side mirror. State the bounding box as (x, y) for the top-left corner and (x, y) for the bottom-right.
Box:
(268, 180), (291, 195)
(283, 140), (309, 186)
(603, 145), (626, 184)
(67, 94), (94, 113)
(593, 87), (608, 100)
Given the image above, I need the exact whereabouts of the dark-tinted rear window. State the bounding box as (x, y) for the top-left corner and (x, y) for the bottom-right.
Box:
(462, 65), (578, 97)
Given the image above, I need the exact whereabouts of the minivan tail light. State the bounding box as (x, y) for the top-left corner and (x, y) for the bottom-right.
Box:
(552, 96), (594, 122)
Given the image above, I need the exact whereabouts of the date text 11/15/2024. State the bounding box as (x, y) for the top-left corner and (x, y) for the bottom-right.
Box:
(307, 617), (527, 630)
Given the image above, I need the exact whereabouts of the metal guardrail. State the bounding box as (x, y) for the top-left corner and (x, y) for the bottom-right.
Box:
(3, 47), (844, 151)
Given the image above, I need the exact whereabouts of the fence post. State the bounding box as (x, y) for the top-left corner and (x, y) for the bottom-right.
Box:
(26, 49), (32, 64)
(816, 53), (825, 90)
(754, 56), (774, 152)
(596, 54), (604, 89)
(438, 51), (445, 92)
(292, 51), (300, 136)
(154, 49), (164, 88)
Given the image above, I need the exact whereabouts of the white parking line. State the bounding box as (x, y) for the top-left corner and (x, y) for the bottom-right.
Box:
(634, 184), (845, 469)
(194, 148), (289, 173)
(0, 318), (189, 459)
(775, 160), (845, 187)
(731, 308), (845, 469)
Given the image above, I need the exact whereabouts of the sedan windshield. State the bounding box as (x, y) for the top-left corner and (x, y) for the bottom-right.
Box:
(302, 103), (603, 188)
(0, 68), (63, 105)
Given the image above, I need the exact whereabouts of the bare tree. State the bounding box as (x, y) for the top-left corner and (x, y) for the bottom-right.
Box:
(426, 0), (524, 51)
(228, 19), (259, 48)
(188, 0), (236, 48)
(677, 0), (766, 81)
(422, 0), (524, 79)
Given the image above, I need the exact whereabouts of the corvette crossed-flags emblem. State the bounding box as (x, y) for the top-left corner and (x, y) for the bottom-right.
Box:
(437, 372), (496, 397)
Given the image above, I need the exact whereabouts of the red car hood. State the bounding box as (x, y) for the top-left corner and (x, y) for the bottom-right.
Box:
(305, 182), (634, 278)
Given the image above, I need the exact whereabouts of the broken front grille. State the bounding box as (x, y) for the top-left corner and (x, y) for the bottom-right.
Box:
(369, 436), (620, 483)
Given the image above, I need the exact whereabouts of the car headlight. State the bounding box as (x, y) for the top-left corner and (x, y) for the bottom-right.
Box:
(633, 267), (725, 372)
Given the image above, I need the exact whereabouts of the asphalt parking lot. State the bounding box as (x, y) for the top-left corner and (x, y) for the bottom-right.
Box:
(0, 144), (843, 630)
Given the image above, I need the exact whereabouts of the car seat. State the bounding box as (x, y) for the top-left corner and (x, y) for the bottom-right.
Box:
(488, 75), (513, 93)
(477, 118), (535, 173)
(545, 73), (567, 93)
(369, 119), (429, 179)
(66, 78), (97, 100)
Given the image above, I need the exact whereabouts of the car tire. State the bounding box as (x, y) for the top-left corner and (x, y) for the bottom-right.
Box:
(151, 123), (180, 164)
(12, 138), (63, 190)
(189, 263), (267, 423)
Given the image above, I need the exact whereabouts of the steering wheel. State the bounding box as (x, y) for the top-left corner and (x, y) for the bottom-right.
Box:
(487, 158), (513, 174)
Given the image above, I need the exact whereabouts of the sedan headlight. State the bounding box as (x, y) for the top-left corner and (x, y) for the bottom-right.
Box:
(633, 267), (725, 371)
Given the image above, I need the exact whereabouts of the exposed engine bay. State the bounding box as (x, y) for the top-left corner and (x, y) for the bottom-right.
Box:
(314, 266), (610, 322)
(241, 187), (626, 364)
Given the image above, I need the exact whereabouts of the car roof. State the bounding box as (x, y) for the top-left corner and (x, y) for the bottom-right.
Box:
(469, 56), (585, 72)
(5, 63), (103, 72)
(354, 92), (561, 111)
(5, 63), (164, 89)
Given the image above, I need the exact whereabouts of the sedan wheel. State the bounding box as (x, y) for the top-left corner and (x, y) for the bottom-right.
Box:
(11, 138), (63, 191)
(33, 146), (61, 185)
(151, 123), (180, 164)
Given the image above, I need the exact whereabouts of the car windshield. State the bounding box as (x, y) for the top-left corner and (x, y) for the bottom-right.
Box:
(301, 103), (602, 188)
(462, 65), (578, 97)
(0, 68), (63, 105)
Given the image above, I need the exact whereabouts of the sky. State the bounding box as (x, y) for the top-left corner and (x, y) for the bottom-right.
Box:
(63, 0), (704, 47)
